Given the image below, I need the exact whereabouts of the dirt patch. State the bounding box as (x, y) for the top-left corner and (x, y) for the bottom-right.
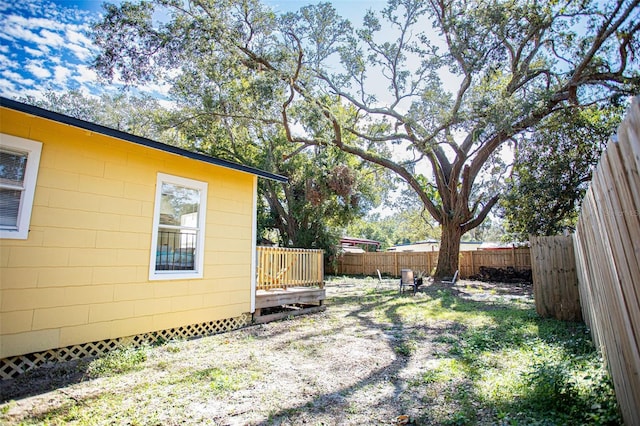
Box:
(1, 278), (533, 425)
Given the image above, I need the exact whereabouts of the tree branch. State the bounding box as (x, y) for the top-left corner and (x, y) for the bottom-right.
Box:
(461, 195), (499, 233)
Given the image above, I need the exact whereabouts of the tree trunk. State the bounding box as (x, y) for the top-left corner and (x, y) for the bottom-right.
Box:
(436, 220), (462, 279)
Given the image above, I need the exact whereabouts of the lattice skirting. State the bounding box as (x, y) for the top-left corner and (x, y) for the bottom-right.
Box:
(0, 314), (250, 380)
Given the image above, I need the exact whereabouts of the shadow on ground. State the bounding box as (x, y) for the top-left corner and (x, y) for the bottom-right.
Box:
(252, 280), (536, 425)
(1, 358), (92, 403)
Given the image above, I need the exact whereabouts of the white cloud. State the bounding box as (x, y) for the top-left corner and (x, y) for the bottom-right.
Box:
(53, 65), (71, 85)
(39, 29), (65, 48)
(0, 12), (93, 63)
(2, 69), (27, 83)
(18, 87), (48, 100)
(157, 99), (176, 110)
(66, 8), (95, 26)
(1, 24), (43, 44)
(143, 81), (173, 96)
(25, 61), (51, 79)
(4, 14), (66, 32)
(67, 42), (92, 61)
(1, 69), (21, 80)
(0, 53), (19, 69)
(0, 77), (17, 95)
(65, 28), (92, 46)
(65, 26), (95, 61)
(74, 64), (98, 84)
(23, 46), (45, 57)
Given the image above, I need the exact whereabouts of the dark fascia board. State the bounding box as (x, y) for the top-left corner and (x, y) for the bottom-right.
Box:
(0, 96), (288, 183)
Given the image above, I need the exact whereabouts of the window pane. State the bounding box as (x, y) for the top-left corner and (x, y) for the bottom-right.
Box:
(150, 174), (207, 279)
(159, 183), (200, 226)
(155, 227), (196, 270)
(0, 149), (27, 184)
(0, 188), (21, 228)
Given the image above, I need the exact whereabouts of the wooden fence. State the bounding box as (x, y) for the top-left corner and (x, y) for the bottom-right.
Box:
(335, 247), (531, 278)
(571, 97), (640, 424)
(256, 246), (324, 290)
(530, 235), (581, 321)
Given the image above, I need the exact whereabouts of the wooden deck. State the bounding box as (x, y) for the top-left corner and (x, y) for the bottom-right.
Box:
(254, 286), (326, 324)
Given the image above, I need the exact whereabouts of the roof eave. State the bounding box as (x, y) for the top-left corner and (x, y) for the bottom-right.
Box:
(0, 97), (288, 183)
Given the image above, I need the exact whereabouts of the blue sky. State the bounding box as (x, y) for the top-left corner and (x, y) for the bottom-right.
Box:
(0, 0), (105, 99)
(0, 0), (387, 102)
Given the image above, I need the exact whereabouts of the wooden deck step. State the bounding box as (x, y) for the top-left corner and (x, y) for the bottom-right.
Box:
(254, 287), (326, 324)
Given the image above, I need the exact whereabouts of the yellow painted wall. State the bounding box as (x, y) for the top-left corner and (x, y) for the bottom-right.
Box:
(0, 107), (256, 358)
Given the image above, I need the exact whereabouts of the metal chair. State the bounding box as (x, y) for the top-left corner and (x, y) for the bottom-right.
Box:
(441, 270), (459, 285)
(399, 269), (417, 294)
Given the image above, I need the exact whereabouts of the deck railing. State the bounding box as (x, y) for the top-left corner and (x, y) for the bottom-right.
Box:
(256, 246), (324, 290)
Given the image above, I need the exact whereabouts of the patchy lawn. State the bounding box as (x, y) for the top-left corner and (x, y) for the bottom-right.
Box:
(0, 277), (620, 425)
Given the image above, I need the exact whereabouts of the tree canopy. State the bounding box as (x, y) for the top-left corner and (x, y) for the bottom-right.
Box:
(91, 0), (640, 276)
(501, 105), (623, 240)
(20, 90), (175, 142)
(26, 90), (388, 256)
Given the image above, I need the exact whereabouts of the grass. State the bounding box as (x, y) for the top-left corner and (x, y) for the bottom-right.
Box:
(85, 345), (148, 378)
(326, 276), (621, 425)
(460, 313), (611, 421)
(0, 276), (622, 425)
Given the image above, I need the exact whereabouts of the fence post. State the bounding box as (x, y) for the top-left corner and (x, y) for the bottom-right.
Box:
(362, 252), (366, 276)
(470, 250), (475, 276)
(394, 252), (398, 277)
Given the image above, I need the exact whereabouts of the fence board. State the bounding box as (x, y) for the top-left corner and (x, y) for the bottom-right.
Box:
(336, 248), (530, 278)
(572, 97), (640, 424)
(530, 235), (581, 321)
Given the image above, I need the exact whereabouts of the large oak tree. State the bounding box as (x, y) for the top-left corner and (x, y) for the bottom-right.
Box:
(92, 0), (640, 277)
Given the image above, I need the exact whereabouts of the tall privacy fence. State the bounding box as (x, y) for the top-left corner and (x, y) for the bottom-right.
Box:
(531, 98), (640, 424)
(334, 247), (531, 278)
(574, 98), (640, 424)
(256, 246), (324, 290)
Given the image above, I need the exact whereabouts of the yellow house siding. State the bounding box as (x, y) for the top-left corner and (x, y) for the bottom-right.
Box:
(89, 301), (136, 323)
(1, 107), (256, 359)
(59, 322), (111, 347)
(1, 330), (60, 358)
(36, 267), (94, 287)
(113, 282), (150, 301)
(133, 298), (172, 317)
(2, 288), (68, 311)
(0, 310), (33, 334)
(111, 316), (155, 340)
(32, 305), (90, 330)
(0, 268), (39, 289)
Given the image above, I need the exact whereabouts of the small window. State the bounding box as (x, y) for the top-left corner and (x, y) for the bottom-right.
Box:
(0, 134), (42, 240)
(149, 173), (207, 280)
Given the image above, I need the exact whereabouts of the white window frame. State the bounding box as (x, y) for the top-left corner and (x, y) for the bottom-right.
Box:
(149, 173), (208, 281)
(0, 134), (42, 240)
